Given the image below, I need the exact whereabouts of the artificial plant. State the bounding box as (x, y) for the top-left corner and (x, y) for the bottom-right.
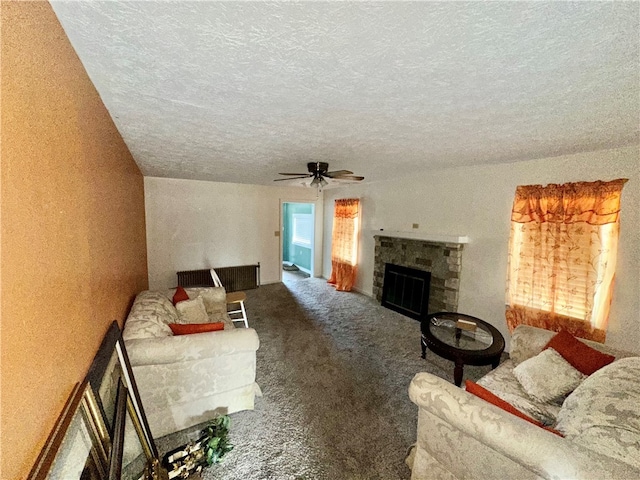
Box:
(202, 415), (234, 465)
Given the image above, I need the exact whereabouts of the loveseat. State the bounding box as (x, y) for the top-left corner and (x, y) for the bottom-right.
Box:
(407, 325), (640, 480)
(122, 287), (260, 439)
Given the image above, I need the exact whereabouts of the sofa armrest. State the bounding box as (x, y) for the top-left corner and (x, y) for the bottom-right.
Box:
(409, 372), (639, 480)
(124, 328), (259, 367)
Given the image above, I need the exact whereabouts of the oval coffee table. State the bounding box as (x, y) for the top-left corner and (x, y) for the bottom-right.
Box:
(421, 312), (505, 386)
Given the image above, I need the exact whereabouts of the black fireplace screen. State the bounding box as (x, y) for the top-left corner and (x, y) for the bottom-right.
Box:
(381, 263), (431, 321)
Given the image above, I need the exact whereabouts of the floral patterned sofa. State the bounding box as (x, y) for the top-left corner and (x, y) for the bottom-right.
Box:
(407, 325), (640, 480)
(122, 287), (260, 439)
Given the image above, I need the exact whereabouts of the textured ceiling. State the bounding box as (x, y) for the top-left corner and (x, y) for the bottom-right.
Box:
(50, 1), (639, 187)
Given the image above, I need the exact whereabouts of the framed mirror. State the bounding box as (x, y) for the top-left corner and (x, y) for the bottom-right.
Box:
(28, 381), (110, 480)
(115, 332), (158, 459)
(87, 322), (122, 434)
(87, 321), (158, 460)
(30, 321), (163, 480)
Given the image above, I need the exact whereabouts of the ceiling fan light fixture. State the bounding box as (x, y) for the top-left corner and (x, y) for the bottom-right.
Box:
(275, 162), (363, 190)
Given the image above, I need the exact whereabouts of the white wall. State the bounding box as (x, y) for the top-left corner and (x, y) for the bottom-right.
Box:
(145, 177), (323, 290)
(323, 145), (640, 353)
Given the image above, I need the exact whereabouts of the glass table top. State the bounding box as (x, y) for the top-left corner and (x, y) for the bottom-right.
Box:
(429, 316), (494, 350)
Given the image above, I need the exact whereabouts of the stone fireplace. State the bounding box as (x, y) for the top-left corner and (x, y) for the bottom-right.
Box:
(373, 234), (465, 315)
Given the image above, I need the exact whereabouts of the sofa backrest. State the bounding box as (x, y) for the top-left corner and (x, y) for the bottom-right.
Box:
(509, 325), (634, 365)
(123, 287), (235, 341)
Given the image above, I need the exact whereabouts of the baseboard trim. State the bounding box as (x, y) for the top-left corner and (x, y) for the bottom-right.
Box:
(352, 286), (373, 297)
(318, 276), (373, 298)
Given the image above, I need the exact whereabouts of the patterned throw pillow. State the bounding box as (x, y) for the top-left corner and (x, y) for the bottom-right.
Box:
(175, 296), (209, 324)
(513, 348), (586, 403)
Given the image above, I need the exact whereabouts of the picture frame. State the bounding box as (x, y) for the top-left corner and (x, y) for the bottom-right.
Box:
(27, 381), (110, 480)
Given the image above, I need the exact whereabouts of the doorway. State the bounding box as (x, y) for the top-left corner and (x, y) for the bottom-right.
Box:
(282, 202), (315, 282)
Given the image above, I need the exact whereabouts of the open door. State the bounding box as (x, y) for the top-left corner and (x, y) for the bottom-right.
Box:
(281, 202), (315, 282)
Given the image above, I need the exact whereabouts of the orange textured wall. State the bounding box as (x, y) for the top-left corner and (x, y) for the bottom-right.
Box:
(1, 2), (149, 478)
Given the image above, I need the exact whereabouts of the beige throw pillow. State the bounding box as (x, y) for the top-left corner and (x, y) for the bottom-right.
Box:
(175, 296), (209, 325)
(513, 348), (586, 403)
(197, 288), (228, 317)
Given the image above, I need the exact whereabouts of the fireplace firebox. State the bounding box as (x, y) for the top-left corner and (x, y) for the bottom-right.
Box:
(381, 263), (431, 321)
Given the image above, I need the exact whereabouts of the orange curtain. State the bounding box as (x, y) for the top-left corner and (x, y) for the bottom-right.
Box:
(506, 179), (626, 342)
(327, 198), (360, 291)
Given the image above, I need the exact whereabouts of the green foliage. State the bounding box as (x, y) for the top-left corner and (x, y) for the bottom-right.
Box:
(202, 415), (234, 466)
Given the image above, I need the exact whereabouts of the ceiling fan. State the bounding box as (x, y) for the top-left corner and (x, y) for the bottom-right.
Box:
(274, 162), (364, 188)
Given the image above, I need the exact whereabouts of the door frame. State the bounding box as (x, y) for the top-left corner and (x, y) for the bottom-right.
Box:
(279, 198), (322, 282)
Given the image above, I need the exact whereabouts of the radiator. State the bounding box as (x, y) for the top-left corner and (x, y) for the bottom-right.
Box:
(177, 264), (260, 292)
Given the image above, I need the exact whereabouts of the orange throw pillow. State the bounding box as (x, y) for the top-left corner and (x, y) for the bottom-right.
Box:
(544, 330), (615, 376)
(172, 286), (189, 305)
(169, 322), (225, 335)
(465, 380), (563, 437)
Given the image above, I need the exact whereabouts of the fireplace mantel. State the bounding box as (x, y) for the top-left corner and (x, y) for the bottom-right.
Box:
(372, 230), (469, 244)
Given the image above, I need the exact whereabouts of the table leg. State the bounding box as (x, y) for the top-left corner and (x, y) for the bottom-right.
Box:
(421, 336), (427, 359)
(454, 360), (464, 387)
(491, 357), (500, 369)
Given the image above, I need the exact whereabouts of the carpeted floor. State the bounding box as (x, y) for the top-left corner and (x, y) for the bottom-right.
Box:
(155, 276), (502, 479)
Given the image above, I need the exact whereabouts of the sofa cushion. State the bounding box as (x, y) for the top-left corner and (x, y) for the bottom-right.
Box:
(175, 296), (209, 324)
(477, 359), (561, 426)
(465, 379), (542, 425)
(544, 330), (615, 375)
(465, 380), (563, 436)
(513, 348), (586, 403)
(556, 357), (640, 469)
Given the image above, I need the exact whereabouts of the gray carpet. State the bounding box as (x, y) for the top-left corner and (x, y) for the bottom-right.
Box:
(155, 277), (501, 479)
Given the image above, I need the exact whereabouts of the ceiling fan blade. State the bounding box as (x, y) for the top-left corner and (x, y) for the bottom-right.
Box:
(331, 175), (365, 181)
(325, 170), (353, 177)
(273, 176), (309, 181)
(278, 172), (310, 176)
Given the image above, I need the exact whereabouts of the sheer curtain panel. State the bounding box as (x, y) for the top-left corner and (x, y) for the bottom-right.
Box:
(506, 179), (627, 342)
(327, 198), (360, 291)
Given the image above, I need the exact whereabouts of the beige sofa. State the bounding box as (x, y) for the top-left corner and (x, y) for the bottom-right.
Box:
(408, 325), (640, 480)
(123, 287), (260, 439)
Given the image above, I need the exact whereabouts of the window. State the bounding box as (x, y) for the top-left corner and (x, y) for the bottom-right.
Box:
(506, 179), (626, 342)
(291, 213), (313, 247)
